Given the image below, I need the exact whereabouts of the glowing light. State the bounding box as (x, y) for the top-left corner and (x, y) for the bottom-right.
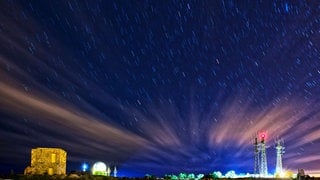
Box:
(82, 163), (88, 172)
(259, 131), (267, 141)
(274, 169), (295, 178)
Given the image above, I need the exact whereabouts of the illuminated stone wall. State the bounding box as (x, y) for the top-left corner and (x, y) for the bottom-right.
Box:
(25, 147), (67, 175)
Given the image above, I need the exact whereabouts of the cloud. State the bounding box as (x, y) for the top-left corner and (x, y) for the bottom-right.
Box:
(0, 82), (147, 162)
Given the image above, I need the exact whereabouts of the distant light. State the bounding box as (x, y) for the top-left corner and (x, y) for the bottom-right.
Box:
(82, 163), (88, 172)
(259, 131), (267, 140)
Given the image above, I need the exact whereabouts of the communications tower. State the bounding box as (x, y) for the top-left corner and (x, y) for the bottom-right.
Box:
(254, 137), (260, 175)
(259, 132), (268, 177)
(275, 139), (285, 175)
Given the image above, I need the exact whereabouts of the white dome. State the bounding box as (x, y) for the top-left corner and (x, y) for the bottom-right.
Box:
(92, 162), (107, 172)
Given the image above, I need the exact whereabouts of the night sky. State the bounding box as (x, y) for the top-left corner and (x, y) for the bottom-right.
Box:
(1, 0), (320, 177)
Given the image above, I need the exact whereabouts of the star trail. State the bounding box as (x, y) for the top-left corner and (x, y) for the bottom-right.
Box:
(0, 0), (320, 177)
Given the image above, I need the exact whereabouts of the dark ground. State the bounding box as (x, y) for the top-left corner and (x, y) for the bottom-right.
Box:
(1, 173), (320, 180)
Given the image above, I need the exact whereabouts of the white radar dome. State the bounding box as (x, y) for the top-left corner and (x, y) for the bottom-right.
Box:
(92, 162), (107, 172)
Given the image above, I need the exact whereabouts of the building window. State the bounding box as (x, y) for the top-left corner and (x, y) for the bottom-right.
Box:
(51, 153), (56, 163)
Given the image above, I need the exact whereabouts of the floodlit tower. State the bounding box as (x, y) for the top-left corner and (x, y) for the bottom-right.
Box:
(275, 139), (285, 175)
(113, 166), (117, 177)
(106, 166), (111, 176)
(259, 132), (268, 177)
(254, 137), (260, 175)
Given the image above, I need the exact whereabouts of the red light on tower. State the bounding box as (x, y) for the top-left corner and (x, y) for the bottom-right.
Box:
(259, 131), (267, 142)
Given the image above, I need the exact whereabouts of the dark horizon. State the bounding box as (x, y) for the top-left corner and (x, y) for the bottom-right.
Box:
(1, 0), (320, 177)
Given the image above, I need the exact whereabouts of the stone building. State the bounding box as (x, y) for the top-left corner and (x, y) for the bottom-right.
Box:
(24, 147), (67, 175)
